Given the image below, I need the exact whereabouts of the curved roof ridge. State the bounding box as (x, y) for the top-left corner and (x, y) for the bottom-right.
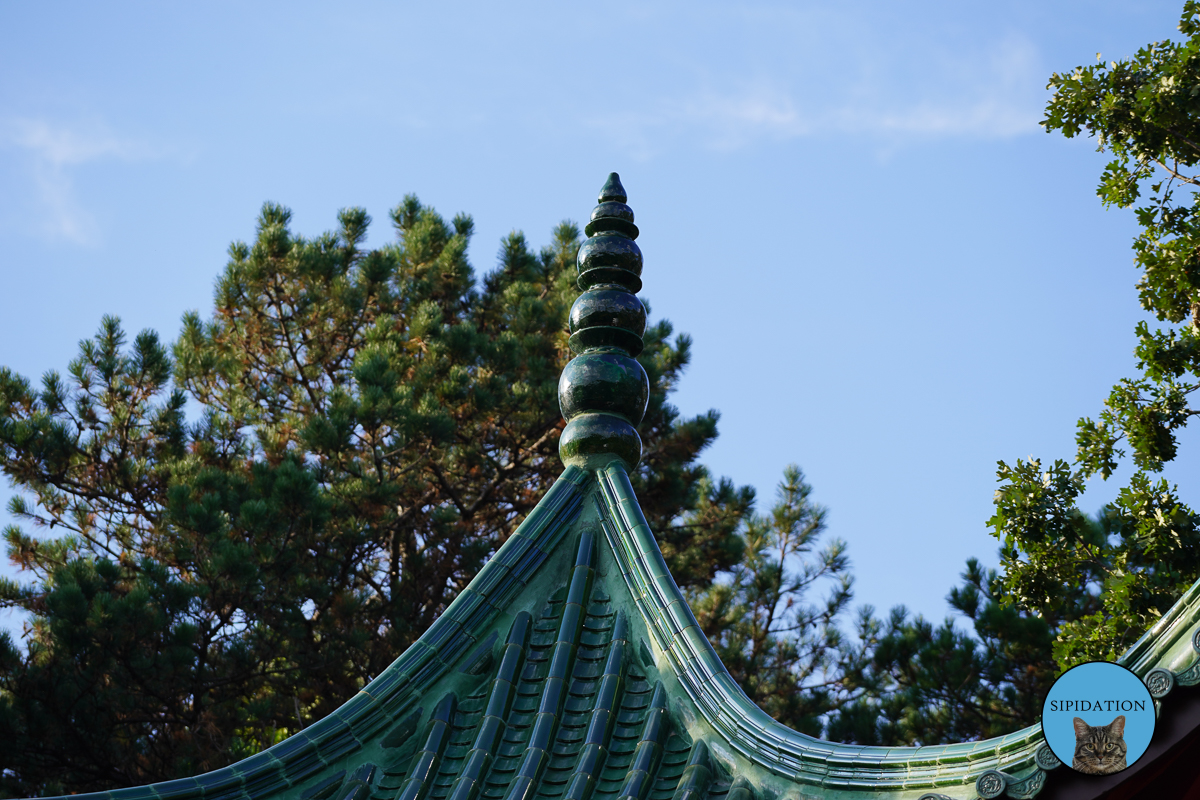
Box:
(592, 463), (1048, 795)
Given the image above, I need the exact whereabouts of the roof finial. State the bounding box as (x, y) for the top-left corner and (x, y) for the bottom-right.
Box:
(598, 172), (627, 203)
(558, 173), (649, 471)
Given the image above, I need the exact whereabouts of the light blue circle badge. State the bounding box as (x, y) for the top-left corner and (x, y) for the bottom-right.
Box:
(1042, 661), (1155, 775)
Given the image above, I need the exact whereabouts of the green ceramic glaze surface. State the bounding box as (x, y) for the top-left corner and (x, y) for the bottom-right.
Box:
(576, 175), (642, 293)
(568, 287), (646, 357)
(597, 173), (628, 204)
(585, 203), (638, 239)
(558, 351), (649, 424)
(36, 462), (1200, 800)
(27, 175), (1200, 800)
(559, 174), (648, 470)
(576, 236), (643, 292)
(559, 413), (643, 473)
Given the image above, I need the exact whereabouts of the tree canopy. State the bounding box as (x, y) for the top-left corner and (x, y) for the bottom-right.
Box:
(987, 0), (1200, 668)
(800, 0), (1200, 746)
(0, 199), (851, 796)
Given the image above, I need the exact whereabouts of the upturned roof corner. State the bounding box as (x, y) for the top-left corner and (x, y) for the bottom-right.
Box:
(28, 176), (1200, 800)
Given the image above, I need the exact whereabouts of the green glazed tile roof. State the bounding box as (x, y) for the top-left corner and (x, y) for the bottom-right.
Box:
(29, 462), (1200, 800)
(26, 174), (1200, 800)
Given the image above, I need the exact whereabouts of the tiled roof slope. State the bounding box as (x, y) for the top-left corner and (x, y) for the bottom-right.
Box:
(28, 175), (1200, 800)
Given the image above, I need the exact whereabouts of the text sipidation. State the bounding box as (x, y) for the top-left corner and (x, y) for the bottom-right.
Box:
(1047, 699), (1147, 712)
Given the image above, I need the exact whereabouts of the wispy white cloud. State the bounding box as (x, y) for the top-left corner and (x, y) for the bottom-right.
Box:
(2, 119), (167, 245)
(587, 33), (1045, 159)
(676, 85), (811, 150)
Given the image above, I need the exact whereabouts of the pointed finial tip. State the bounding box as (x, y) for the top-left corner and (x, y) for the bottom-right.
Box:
(599, 172), (627, 203)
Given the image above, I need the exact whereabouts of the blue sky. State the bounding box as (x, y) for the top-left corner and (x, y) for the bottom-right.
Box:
(1, 1), (1196, 633)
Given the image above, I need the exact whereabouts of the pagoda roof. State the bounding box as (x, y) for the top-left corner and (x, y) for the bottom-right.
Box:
(29, 176), (1200, 800)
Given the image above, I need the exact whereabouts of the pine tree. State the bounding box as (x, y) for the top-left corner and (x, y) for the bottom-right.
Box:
(688, 466), (855, 736)
(828, 555), (1066, 745)
(0, 198), (849, 795)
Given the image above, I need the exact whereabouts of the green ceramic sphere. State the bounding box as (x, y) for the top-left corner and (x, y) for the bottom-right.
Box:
(590, 201), (634, 224)
(568, 327), (644, 356)
(568, 287), (647, 355)
(559, 412), (642, 470)
(570, 287), (646, 334)
(558, 351), (649, 424)
(585, 202), (638, 238)
(577, 234), (642, 292)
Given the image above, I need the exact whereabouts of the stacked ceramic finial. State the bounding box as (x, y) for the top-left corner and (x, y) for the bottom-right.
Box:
(558, 173), (649, 470)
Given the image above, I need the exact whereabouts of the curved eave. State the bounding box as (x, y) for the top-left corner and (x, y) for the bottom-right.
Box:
(592, 462), (1200, 799)
(592, 464), (1047, 797)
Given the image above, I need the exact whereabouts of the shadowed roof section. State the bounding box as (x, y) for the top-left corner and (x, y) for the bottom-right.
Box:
(27, 176), (1200, 800)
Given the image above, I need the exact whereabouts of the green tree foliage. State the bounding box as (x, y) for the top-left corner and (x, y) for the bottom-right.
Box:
(0, 199), (850, 795)
(826, 3), (1200, 746)
(985, 0), (1200, 667)
(835, 513), (1119, 746)
(829, 549), (1095, 746)
(688, 466), (854, 736)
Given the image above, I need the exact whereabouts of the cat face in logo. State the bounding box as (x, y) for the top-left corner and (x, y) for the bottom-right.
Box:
(1072, 715), (1128, 775)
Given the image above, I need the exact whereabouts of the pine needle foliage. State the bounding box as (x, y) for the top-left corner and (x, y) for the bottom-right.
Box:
(688, 466), (854, 737)
(0, 199), (848, 795)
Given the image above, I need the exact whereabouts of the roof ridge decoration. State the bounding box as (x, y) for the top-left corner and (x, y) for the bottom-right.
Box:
(559, 171), (649, 474)
(27, 175), (1200, 800)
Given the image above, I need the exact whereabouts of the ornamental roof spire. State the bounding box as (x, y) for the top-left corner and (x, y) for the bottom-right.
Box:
(558, 173), (650, 471)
